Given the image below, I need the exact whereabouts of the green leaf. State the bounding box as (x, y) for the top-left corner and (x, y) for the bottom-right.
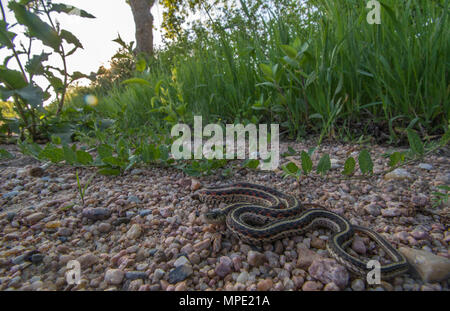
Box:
(8, 2), (61, 50)
(358, 150), (373, 175)
(63, 144), (77, 165)
(76, 150), (93, 165)
(0, 148), (14, 160)
(97, 168), (120, 176)
(300, 151), (313, 175)
(242, 159), (260, 169)
(342, 157), (356, 176)
(136, 56), (147, 72)
(388, 152), (404, 167)
(39, 145), (64, 163)
(60, 29), (83, 48)
(316, 154), (331, 175)
(259, 63), (273, 79)
(14, 84), (43, 108)
(440, 129), (450, 146)
(280, 45), (298, 59)
(25, 52), (50, 76)
(407, 129), (424, 156)
(101, 156), (123, 167)
(98, 144), (113, 159)
(0, 20), (16, 48)
(0, 65), (27, 89)
(49, 3), (96, 18)
(51, 135), (61, 145)
(283, 162), (299, 174)
(121, 78), (150, 86)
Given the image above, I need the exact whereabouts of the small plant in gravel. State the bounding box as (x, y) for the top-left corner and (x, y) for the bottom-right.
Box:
(75, 169), (94, 207)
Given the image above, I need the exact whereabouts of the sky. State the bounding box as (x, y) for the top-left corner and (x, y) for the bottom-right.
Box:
(1, 0), (164, 84)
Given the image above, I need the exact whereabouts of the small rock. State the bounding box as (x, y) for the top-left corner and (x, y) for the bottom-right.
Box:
(236, 271), (249, 283)
(296, 246), (323, 269)
(411, 194), (429, 207)
(302, 281), (322, 291)
(77, 253), (99, 268)
(168, 265), (193, 284)
(247, 251), (266, 267)
(82, 208), (111, 221)
(31, 254), (44, 264)
(399, 247), (450, 283)
(26, 212), (45, 225)
(257, 279), (273, 291)
(98, 222), (111, 233)
(193, 239), (211, 252)
(2, 191), (19, 199)
(104, 269), (125, 285)
(381, 208), (401, 217)
(351, 237), (366, 255)
(174, 256), (190, 268)
(125, 271), (147, 280)
(57, 227), (73, 237)
(126, 224), (142, 240)
(28, 167), (45, 177)
(215, 256), (233, 278)
(308, 258), (349, 289)
(418, 163), (433, 170)
(323, 282), (340, 291)
(384, 168), (412, 181)
(351, 279), (365, 291)
(311, 237), (326, 249)
(364, 204), (381, 216)
(190, 179), (202, 191)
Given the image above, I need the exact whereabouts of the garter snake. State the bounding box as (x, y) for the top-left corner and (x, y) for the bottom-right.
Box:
(193, 182), (409, 278)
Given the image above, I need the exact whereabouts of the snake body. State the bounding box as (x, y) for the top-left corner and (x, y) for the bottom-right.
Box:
(193, 182), (409, 278)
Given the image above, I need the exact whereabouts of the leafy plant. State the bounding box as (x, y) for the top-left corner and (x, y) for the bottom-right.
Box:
(0, 1), (94, 141)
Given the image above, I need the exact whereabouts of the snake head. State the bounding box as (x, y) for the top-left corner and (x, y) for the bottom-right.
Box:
(203, 209), (226, 224)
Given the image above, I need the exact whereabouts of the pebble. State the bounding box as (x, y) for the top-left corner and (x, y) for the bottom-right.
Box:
(296, 246), (323, 269)
(400, 247), (450, 282)
(125, 271), (147, 280)
(308, 258), (349, 289)
(418, 163), (433, 170)
(26, 212), (45, 225)
(247, 251), (266, 267)
(323, 282), (340, 291)
(126, 224), (142, 239)
(351, 237), (366, 255)
(174, 256), (190, 268)
(98, 222), (111, 233)
(351, 279), (365, 291)
(104, 269), (125, 285)
(2, 191), (19, 199)
(257, 279), (273, 291)
(82, 208), (111, 221)
(381, 208), (401, 217)
(236, 271), (249, 283)
(168, 265), (193, 284)
(384, 169), (412, 181)
(302, 281), (323, 291)
(364, 204), (381, 216)
(77, 253), (99, 268)
(215, 256), (233, 278)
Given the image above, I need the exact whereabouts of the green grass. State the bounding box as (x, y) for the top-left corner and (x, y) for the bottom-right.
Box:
(66, 0), (449, 143)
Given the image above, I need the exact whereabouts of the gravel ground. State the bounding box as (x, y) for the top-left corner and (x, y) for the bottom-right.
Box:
(0, 141), (449, 291)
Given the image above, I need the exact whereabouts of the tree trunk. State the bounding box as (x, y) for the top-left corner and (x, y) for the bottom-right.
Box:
(129, 0), (155, 55)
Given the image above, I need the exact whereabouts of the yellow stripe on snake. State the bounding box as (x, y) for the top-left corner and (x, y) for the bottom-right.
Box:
(193, 182), (409, 279)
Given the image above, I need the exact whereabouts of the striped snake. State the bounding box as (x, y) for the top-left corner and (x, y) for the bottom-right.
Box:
(193, 182), (409, 278)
